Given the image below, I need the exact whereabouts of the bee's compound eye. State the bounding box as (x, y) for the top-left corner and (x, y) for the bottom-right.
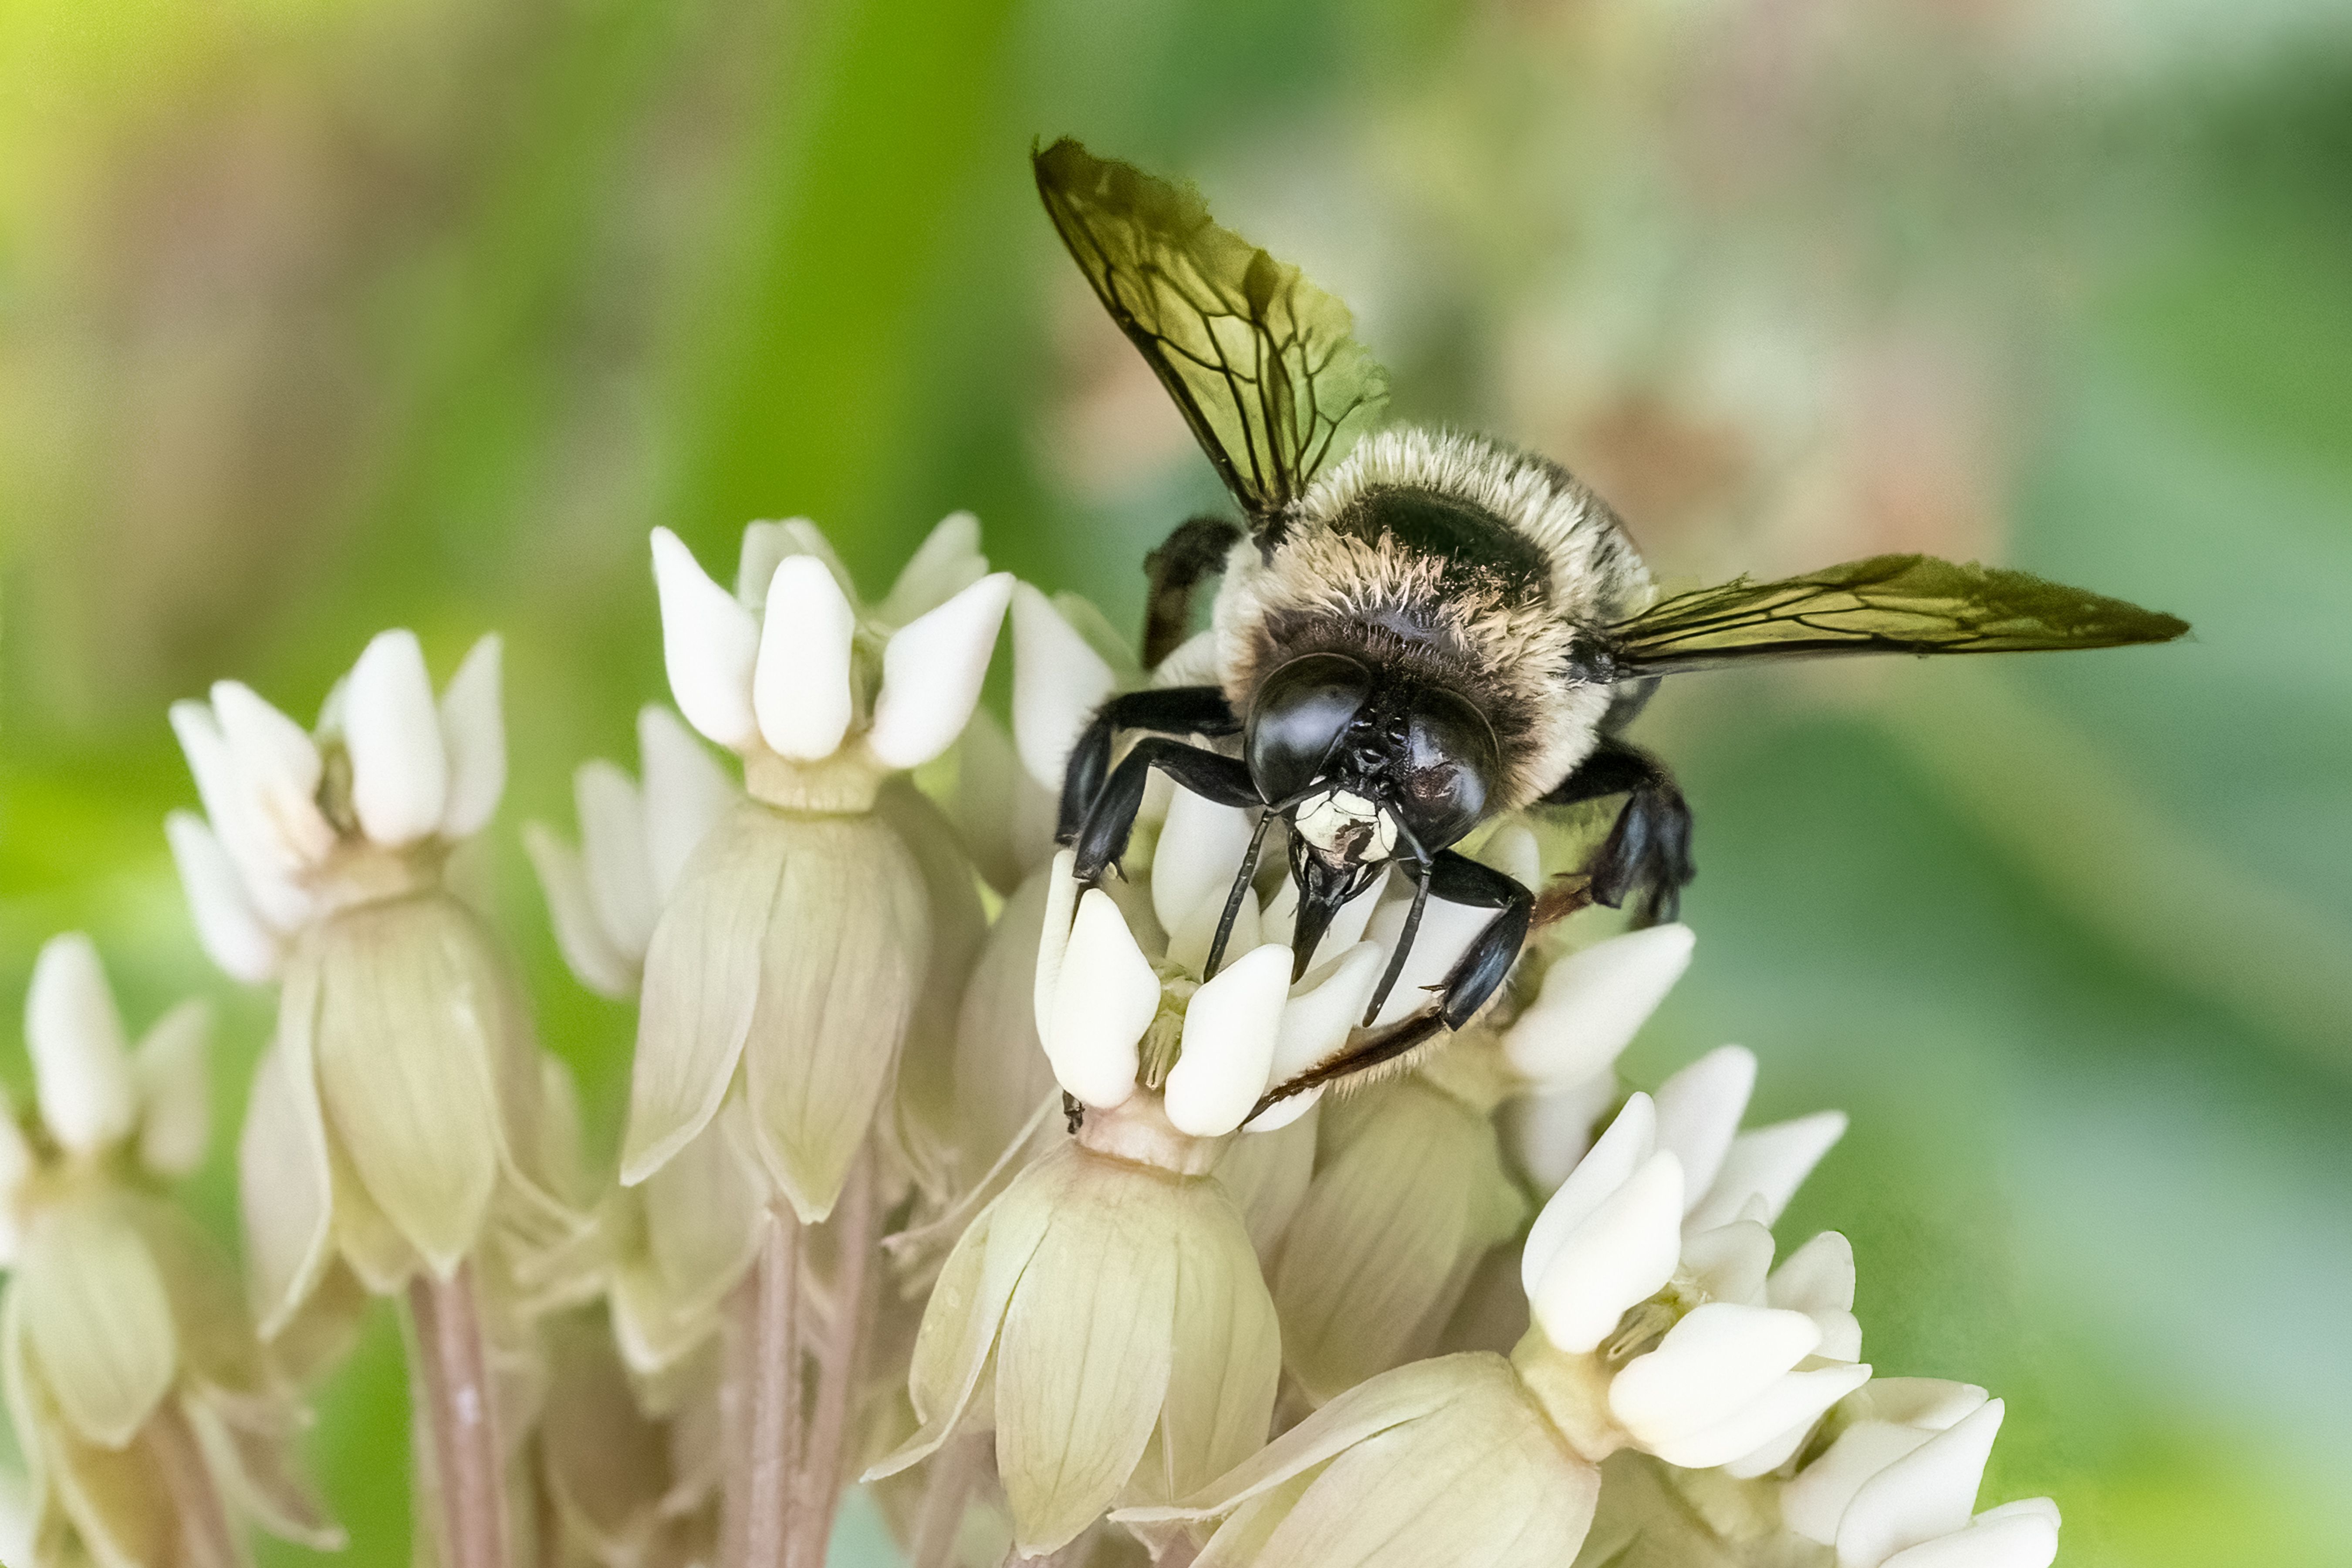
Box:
(1247, 654), (1374, 804)
(1395, 687), (1499, 852)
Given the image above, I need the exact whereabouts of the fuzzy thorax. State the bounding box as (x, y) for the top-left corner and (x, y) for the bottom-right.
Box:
(1213, 427), (1654, 810)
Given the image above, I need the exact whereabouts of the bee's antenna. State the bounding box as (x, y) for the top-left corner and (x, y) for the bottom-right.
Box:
(1363, 864), (1431, 1027)
(1203, 810), (1275, 979)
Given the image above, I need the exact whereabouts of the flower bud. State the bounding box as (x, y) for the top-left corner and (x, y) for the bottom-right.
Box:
(23, 934), (137, 1156)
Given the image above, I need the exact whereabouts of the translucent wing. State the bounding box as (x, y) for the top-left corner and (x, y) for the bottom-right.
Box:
(1608, 554), (2188, 675)
(1034, 137), (1388, 527)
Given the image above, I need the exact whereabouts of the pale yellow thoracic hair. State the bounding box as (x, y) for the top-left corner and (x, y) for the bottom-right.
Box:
(1211, 427), (1655, 811)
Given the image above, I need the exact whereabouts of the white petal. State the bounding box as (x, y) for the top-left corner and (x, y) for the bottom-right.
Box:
(1270, 940), (1384, 1081)
(345, 629), (450, 845)
(1364, 889), (1494, 1027)
(208, 680), (335, 864)
(0, 1092), (34, 1263)
(1880, 1512), (2058, 1568)
(132, 999), (212, 1178)
(1032, 849), (1082, 1050)
(1044, 889), (1159, 1109)
(575, 760), (659, 960)
(1530, 1149), (1685, 1355)
(1680, 1219), (1775, 1306)
(25, 933), (137, 1153)
(437, 634), (507, 838)
(1653, 1044), (1756, 1210)
(1166, 945), (1291, 1136)
(1011, 583), (1120, 792)
(1521, 1092), (1656, 1297)
(1610, 1303), (1823, 1446)
(1260, 866), (1389, 955)
(169, 701), (312, 931)
(1863, 1379), (1993, 1433)
(1477, 821), (1541, 891)
(1770, 1230), (1858, 1317)
(1152, 785), (1258, 937)
(1239, 1083), (1322, 1132)
(1837, 1400), (2005, 1568)
(1787, 1425), (1937, 1544)
(637, 706), (738, 900)
(1165, 878), (1261, 978)
(1501, 1070), (1622, 1192)
(166, 811), (283, 981)
(1503, 924), (1694, 1086)
(522, 823), (639, 999)
(1686, 1109), (1849, 1231)
(881, 510), (988, 625)
(753, 554), (859, 760)
(736, 520), (790, 608)
(1653, 1361), (1874, 1471)
(652, 527), (761, 748)
(867, 572), (1014, 770)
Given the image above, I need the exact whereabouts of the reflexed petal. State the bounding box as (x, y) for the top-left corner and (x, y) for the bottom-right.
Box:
(437, 634), (507, 838)
(1168, 945), (1292, 1136)
(954, 866), (1064, 1175)
(169, 700), (312, 931)
(874, 776), (994, 1199)
(1520, 1093), (1657, 1298)
(740, 814), (930, 1221)
(1881, 1511), (2058, 1568)
(306, 898), (504, 1273)
(1651, 1361), (1874, 1471)
(641, 1104), (766, 1318)
(1273, 1081), (1528, 1403)
(1686, 1109), (1848, 1232)
(1837, 1400), (2004, 1568)
(620, 803), (789, 1185)
(1212, 1106), (1319, 1261)
(949, 706), (1034, 895)
(1610, 1303), (1822, 1445)
(185, 1394), (346, 1550)
(166, 811), (282, 983)
(1502, 925), (1695, 1086)
(345, 629), (450, 846)
(995, 1160), (1181, 1555)
(0, 1099), (30, 1265)
(1044, 890), (1159, 1112)
(240, 1020), (338, 1338)
(18, 1201), (178, 1446)
(652, 527), (761, 748)
(1144, 1182), (1280, 1502)
(1527, 1151), (1684, 1356)
(753, 554), (858, 761)
(208, 680), (335, 864)
(1653, 1044), (1757, 1210)
(637, 705), (738, 901)
(522, 823), (638, 999)
(577, 760), (659, 960)
(131, 1000), (212, 1179)
(869, 572), (1016, 770)
(881, 510), (989, 625)
(25, 933), (137, 1154)
(1011, 583), (1121, 793)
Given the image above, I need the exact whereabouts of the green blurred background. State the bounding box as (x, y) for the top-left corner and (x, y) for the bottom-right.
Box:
(2, 0), (2348, 1564)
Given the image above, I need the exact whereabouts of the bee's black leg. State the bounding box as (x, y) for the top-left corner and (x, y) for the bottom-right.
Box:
(1057, 686), (1240, 844)
(1251, 852), (1533, 1117)
(1071, 736), (1259, 883)
(1541, 736), (1693, 925)
(1142, 517), (1242, 668)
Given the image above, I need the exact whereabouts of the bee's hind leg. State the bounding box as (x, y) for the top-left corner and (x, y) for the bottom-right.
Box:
(1070, 736), (1258, 884)
(1057, 686), (1240, 842)
(1142, 517), (1243, 668)
(1541, 736), (1693, 924)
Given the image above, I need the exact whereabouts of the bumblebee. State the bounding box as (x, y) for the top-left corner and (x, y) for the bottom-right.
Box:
(1036, 139), (2186, 1108)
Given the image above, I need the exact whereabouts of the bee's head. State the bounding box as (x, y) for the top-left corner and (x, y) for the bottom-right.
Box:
(1245, 652), (1500, 873)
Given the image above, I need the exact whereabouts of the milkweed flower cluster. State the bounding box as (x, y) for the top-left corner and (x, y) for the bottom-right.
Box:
(0, 512), (2063, 1568)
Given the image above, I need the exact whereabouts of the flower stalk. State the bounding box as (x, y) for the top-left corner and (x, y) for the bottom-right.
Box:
(722, 1209), (803, 1568)
(407, 1266), (508, 1568)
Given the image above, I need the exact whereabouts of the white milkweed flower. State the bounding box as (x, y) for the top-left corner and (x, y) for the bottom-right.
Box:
(165, 630), (589, 1325)
(622, 516), (1012, 1223)
(524, 704), (738, 999)
(2, 935), (340, 1567)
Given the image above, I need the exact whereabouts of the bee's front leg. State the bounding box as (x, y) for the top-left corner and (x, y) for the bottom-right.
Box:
(1057, 686), (1240, 842)
(1542, 736), (1694, 924)
(1069, 736), (1259, 884)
